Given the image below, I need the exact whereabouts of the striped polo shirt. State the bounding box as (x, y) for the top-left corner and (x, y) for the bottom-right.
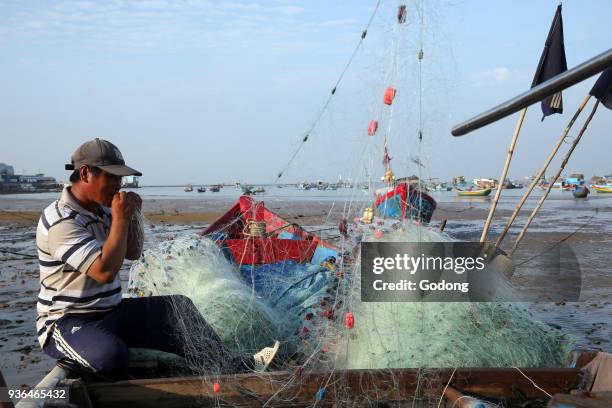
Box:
(36, 187), (122, 348)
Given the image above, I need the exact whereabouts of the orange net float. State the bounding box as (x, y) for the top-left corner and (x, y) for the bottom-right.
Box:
(383, 86), (396, 105)
(367, 120), (378, 136)
(213, 383), (220, 393)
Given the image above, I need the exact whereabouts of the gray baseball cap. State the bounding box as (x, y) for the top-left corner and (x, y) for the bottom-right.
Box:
(65, 138), (142, 176)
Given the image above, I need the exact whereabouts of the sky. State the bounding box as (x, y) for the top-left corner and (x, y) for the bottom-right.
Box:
(1, 0), (610, 185)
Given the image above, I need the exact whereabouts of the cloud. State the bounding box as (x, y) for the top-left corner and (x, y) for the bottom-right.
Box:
(476, 67), (510, 82)
(470, 67), (528, 87)
(276, 5), (305, 16)
(0, 1), (324, 54)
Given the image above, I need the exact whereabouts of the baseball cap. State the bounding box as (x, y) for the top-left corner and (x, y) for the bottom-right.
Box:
(65, 138), (142, 177)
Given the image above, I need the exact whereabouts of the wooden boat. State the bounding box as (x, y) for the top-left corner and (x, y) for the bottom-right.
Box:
(209, 185), (221, 192)
(593, 185), (612, 193)
(456, 187), (492, 197)
(374, 182), (437, 223)
(183, 184), (193, 192)
(572, 186), (589, 198)
(20, 350), (601, 407)
(196, 186), (206, 193)
(202, 195), (337, 266)
(473, 178), (497, 189)
(17, 199), (603, 408)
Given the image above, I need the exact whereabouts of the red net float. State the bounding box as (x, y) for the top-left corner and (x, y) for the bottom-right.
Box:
(383, 87), (396, 105)
(368, 120), (379, 136)
(345, 311), (355, 329)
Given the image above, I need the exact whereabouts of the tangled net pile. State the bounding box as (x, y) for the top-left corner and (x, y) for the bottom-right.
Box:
(128, 222), (571, 375)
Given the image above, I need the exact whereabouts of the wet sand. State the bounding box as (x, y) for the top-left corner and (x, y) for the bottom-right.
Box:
(0, 196), (610, 391)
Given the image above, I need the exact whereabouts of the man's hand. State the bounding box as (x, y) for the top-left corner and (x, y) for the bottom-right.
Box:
(111, 192), (142, 222)
(88, 192), (143, 283)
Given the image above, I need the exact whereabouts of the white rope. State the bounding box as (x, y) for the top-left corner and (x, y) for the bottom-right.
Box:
(512, 366), (553, 398)
(436, 367), (457, 408)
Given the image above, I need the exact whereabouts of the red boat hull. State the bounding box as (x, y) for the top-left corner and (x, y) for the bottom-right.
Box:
(202, 196), (337, 265)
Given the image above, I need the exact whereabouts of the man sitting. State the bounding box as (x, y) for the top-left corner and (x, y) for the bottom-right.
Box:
(36, 138), (278, 378)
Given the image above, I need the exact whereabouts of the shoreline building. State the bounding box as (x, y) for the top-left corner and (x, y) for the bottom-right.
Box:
(0, 163), (60, 193)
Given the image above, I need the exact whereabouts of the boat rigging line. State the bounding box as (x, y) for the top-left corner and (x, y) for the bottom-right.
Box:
(510, 99), (601, 256)
(513, 208), (599, 269)
(273, 0), (382, 183)
(494, 94), (591, 249)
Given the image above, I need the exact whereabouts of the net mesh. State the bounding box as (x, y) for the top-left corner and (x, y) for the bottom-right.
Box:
(127, 220), (572, 374)
(123, 1), (574, 404)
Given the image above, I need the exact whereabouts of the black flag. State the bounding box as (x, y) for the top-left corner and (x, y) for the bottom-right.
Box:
(589, 68), (612, 110)
(531, 4), (567, 120)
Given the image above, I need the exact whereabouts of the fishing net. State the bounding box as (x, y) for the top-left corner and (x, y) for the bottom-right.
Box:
(127, 221), (571, 373)
(128, 235), (285, 354)
(123, 1), (575, 405)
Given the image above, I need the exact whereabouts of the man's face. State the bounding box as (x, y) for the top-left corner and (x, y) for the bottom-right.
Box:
(88, 169), (122, 207)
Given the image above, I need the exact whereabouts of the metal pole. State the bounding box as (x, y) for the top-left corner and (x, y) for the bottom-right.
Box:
(480, 107), (527, 243)
(510, 99), (600, 256)
(452, 48), (612, 136)
(495, 94), (591, 248)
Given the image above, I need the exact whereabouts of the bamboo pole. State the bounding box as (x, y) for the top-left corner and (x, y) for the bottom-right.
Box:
(510, 100), (600, 256)
(494, 94), (591, 249)
(480, 107), (527, 243)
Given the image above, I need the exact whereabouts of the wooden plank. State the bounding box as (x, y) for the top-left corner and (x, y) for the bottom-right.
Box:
(0, 370), (15, 408)
(569, 349), (599, 368)
(76, 368), (582, 408)
(548, 391), (612, 408)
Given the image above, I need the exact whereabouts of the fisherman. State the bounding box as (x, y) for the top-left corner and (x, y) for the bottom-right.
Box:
(35, 138), (279, 378)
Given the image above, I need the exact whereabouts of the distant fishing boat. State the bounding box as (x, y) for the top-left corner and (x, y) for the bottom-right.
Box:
(593, 185), (612, 193)
(242, 185), (254, 195)
(456, 188), (492, 197)
(552, 181), (572, 191)
(316, 181), (329, 190)
(572, 186), (589, 198)
(210, 185), (221, 192)
(183, 184), (193, 192)
(254, 187), (265, 194)
(197, 186), (206, 193)
(473, 178), (497, 189)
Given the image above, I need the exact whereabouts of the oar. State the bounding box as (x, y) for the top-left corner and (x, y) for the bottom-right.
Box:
(510, 99), (600, 256)
(494, 94), (591, 249)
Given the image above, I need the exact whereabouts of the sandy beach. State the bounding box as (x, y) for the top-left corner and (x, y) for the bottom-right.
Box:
(1, 193), (611, 391)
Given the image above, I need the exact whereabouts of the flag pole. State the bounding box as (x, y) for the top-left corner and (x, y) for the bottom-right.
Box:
(479, 107), (527, 243)
(509, 99), (600, 256)
(494, 94), (591, 248)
